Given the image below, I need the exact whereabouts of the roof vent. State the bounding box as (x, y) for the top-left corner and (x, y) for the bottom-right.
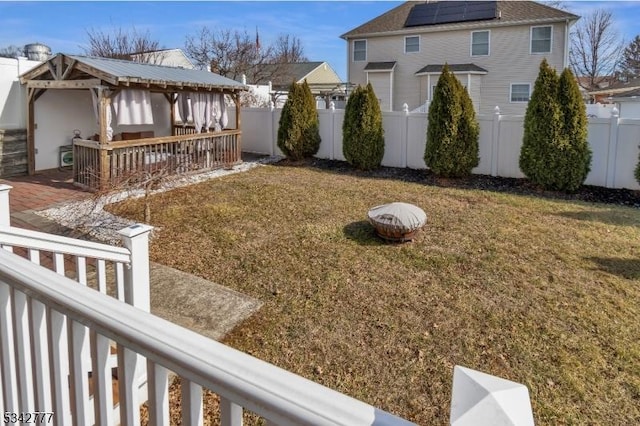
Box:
(24, 43), (51, 61)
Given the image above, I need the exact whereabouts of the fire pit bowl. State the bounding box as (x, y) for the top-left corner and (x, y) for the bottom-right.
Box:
(367, 202), (427, 242)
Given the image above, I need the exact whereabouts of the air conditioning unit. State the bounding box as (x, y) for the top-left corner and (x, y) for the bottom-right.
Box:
(59, 145), (73, 168)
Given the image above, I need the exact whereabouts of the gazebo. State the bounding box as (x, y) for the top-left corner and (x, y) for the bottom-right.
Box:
(20, 54), (247, 190)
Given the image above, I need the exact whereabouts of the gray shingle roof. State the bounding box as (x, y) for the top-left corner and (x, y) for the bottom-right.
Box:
(66, 54), (246, 90)
(364, 62), (397, 71)
(415, 63), (488, 74)
(341, 1), (578, 38)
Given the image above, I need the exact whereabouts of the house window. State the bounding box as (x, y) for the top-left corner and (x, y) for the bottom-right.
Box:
(353, 40), (366, 61)
(471, 31), (490, 56)
(405, 36), (420, 53)
(531, 26), (552, 54)
(510, 83), (531, 102)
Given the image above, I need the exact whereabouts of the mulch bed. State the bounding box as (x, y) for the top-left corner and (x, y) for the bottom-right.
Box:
(274, 158), (640, 208)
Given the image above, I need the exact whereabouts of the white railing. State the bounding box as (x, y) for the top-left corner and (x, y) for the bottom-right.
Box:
(0, 184), (413, 425)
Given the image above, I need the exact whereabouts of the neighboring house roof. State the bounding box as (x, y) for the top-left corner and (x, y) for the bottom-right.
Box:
(611, 88), (640, 100)
(129, 48), (195, 69)
(20, 54), (246, 91)
(415, 63), (488, 75)
(249, 61), (343, 94)
(589, 77), (640, 96)
(341, 1), (578, 39)
(364, 61), (397, 71)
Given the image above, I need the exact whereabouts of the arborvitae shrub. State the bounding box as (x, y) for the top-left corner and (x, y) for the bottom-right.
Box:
(556, 67), (592, 191)
(520, 60), (592, 192)
(424, 64), (479, 177)
(519, 59), (564, 189)
(342, 82), (385, 170)
(277, 80), (321, 160)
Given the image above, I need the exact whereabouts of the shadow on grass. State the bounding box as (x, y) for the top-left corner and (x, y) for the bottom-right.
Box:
(558, 210), (640, 227)
(343, 220), (386, 246)
(588, 257), (640, 280)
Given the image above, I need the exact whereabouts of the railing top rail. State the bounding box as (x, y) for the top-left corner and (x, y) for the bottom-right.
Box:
(107, 130), (241, 150)
(0, 250), (413, 426)
(0, 225), (131, 263)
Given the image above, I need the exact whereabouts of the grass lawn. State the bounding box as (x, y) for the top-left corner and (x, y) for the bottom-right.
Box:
(109, 163), (640, 425)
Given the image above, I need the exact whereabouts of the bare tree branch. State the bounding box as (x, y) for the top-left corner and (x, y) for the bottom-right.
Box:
(570, 9), (624, 90)
(82, 26), (163, 63)
(0, 45), (23, 58)
(272, 34), (308, 63)
(619, 35), (640, 80)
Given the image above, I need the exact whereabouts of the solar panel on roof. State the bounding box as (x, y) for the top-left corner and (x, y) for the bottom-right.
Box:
(405, 1), (497, 28)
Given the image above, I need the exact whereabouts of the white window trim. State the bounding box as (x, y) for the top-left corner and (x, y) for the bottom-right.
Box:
(530, 25), (553, 54)
(353, 39), (367, 62)
(510, 83), (531, 103)
(404, 35), (420, 54)
(470, 30), (490, 57)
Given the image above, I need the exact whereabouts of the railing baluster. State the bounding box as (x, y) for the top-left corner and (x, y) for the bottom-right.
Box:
(147, 360), (170, 426)
(69, 319), (91, 426)
(220, 396), (243, 426)
(0, 281), (19, 413)
(118, 345), (140, 426)
(96, 259), (107, 294)
(13, 288), (35, 412)
(77, 255), (87, 285)
(181, 378), (203, 426)
(115, 262), (125, 302)
(30, 297), (52, 412)
(47, 308), (72, 425)
(90, 331), (114, 426)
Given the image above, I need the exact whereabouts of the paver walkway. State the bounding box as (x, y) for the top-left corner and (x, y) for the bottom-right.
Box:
(0, 167), (262, 340)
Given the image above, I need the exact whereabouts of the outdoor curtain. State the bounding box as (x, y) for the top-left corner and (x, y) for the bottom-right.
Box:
(112, 89), (154, 126)
(90, 89), (113, 141)
(189, 92), (228, 133)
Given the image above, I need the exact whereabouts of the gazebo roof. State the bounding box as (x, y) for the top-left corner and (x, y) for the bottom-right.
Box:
(20, 53), (247, 92)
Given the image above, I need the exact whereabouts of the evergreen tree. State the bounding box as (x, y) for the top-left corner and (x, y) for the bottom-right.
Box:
(424, 64), (479, 177)
(342, 83), (385, 170)
(277, 80), (321, 160)
(519, 59), (562, 189)
(557, 67), (592, 191)
(620, 35), (640, 80)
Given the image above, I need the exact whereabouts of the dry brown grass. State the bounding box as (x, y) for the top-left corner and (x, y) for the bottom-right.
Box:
(110, 163), (640, 425)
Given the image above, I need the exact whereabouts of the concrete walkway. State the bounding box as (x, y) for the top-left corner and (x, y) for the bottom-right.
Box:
(1, 165), (263, 341)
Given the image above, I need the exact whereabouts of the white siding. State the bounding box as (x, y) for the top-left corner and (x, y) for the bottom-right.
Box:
(367, 72), (393, 112)
(347, 21), (568, 114)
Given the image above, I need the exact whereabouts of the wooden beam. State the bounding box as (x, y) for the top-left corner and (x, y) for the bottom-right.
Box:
(74, 62), (118, 85)
(99, 96), (110, 190)
(56, 55), (63, 79)
(33, 89), (46, 102)
(26, 88), (36, 175)
(60, 59), (77, 80)
(47, 62), (58, 80)
(169, 93), (176, 135)
(26, 79), (102, 89)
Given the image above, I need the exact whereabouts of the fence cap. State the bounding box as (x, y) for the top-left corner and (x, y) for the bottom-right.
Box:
(0, 184), (13, 192)
(117, 223), (154, 238)
(611, 107), (619, 118)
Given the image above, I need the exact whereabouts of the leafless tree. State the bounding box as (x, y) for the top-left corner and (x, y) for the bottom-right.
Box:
(570, 9), (624, 90)
(0, 45), (23, 58)
(184, 27), (277, 81)
(541, 1), (570, 11)
(82, 26), (163, 63)
(272, 34), (308, 63)
(619, 35), (640, 80)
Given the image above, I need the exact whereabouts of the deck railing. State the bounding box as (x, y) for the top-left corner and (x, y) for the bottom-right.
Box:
(0, 189), (413, 426)
(73, 130), (242, 190)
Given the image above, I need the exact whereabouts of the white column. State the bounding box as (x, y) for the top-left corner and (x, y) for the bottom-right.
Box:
(0, 184), (12, 226)
(491, 106), (501, 177)
(117, 224), (153, 312)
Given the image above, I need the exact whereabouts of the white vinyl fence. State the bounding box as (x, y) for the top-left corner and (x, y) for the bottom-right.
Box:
(234, 106), (640, 190)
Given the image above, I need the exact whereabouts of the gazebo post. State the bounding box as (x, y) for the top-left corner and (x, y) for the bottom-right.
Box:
(26, 88), (36, 175)
(169, 93), (177, 136)
(233, 91), (242, 162)
(98, 95), (110, 190)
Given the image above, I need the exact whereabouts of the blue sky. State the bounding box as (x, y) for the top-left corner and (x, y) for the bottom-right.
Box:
(1, 1), (639, 81)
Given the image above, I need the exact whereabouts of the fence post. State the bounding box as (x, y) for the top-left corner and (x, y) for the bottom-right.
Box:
(329, 101), (336, 160)
(402, 103), (409, 168)
(491, 106), (501, 177)
(605, 107), (620, 188)
(269, 101), (275, 156)
(0, 184), (12, 226)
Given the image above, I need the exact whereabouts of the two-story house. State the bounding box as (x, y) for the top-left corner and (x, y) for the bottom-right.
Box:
(341, 1), (578, 115)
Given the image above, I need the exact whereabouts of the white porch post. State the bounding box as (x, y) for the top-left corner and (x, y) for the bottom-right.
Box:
(0, 184), (12, 226)
(117, 223), (153, 312)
